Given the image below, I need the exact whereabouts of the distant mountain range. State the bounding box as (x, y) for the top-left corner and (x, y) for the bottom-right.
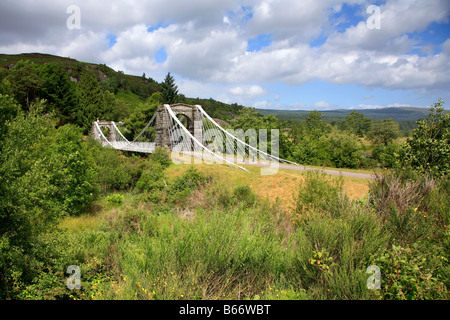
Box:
(257, 106), (447, 123)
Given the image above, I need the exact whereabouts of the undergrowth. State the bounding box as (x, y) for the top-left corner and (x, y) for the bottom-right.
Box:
(5, 161), (449, 300)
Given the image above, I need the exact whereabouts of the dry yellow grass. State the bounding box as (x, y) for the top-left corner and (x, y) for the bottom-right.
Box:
(59, 162), (372, 233)
(166, 163), (371, 211)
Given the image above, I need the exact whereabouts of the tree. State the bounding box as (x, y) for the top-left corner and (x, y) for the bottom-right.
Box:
(343, 111), (371, 137)
(305, 110), (331, 138)
(5, 60), (44, 109)
(37, 63), (78, 125)
(326, 130), (364, 168)
(0, 94), (20, 141)
(76, 69), (107, 133)
(399, 99), (449, 178)
(0, 108), (97, 298)
(161, 72), (178, 104)
(367, 118), (400, 146)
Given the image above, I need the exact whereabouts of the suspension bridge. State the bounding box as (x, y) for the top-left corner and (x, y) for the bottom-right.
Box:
(92, 103), (300, 172)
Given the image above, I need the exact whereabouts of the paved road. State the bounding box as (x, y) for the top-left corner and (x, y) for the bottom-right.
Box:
(247, 162), (378, 179)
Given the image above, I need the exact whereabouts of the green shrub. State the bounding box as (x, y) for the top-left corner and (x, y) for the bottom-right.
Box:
(368, 171), (438, 244)
(86, 139), (137, 192)
(105, 194), (125, 206)
(372, 143), (401, 168)
(149, 147), (171, 168)
(292, 171), (389, 299)
(326, 131), (364, 169)
(294, 170), (349, 218)
(169, 166), (209, 195)
(370, 243), (449, 300)
(232, 185), (257, 208)
(136, 162), (166, 192)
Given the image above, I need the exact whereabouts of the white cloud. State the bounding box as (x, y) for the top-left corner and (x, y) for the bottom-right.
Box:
(0, 0), (449, 109)
(229, 85), (266, 98)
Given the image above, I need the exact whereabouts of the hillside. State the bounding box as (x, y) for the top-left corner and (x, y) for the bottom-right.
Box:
(0, 52), (245, 121)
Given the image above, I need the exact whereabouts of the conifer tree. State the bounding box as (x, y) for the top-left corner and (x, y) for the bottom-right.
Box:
(76, 69), (107, 133)
(160, 72), (178, 104)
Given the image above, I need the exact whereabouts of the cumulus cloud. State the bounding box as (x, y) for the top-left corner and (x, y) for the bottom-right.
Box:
(229, 85), (266, 98)
(0, 0), (448, 108)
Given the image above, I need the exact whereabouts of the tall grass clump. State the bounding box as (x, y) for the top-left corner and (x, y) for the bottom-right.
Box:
(94, 177), (307, 300)
(292, 170), (388, 299)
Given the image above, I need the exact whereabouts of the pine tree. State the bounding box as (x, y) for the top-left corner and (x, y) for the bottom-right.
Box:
(160, 72), (178, 104)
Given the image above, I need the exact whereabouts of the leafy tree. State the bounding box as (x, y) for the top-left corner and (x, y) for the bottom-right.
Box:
(160, 72), (178, 104)
(305, 110), (331, 138)
(367, 118), (400, 146)
(399, 99), (449, 178)
(123, 100), (159, 140)
(327, 130), (364, 168)
(0, 105), (98, 298)
(343, 111), (371, 137)
(0, 94), (20, 140)
(5, 60), (44, 109)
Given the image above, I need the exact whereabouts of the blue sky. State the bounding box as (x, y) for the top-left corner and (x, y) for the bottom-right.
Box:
(0, 0), (449, 110)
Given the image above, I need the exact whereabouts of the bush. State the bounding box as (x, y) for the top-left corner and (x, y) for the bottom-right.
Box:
(48, 124), (97, 215)
(86, 139), (138, 192)
(326, 131), (364, 169)
(232, 185), (257, 208)
(294, 170), (349, 219)
(368, 171), (437, 244)
(292, 172), (388, 299)
(370, 243), (449, 300)
(372, 143), (401, 168)
(136, 162), (166, 192)
(169, 166), (208, 194)
(149, 147), (171, 168)
(105, 194), (125, 206)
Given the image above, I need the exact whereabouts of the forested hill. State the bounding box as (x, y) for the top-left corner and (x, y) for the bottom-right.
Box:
(257, 107), (442, 123)
(0, 52), (245, 124)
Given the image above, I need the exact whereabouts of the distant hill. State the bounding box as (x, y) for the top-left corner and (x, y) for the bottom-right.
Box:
(257, 107), (444, 123)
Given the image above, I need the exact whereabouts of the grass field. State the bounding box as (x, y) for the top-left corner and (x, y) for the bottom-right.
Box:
(51, 158), (449, 301)
(166, 163), (371, 209)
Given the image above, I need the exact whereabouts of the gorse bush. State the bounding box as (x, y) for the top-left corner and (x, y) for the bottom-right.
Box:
(292, 173), (388, 299)
(367, 166), (449, 300)
(232, 185), (257, 208)
(169, 166), (209, 194)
